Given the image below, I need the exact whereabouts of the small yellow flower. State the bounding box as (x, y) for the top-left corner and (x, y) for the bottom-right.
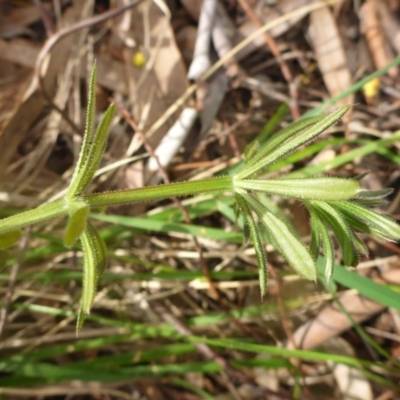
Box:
(132, 51), (146, 68)
(362, 77), (380, 103)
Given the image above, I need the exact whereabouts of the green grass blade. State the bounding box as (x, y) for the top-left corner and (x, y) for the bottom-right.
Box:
(173, 378), (216, 400)
(186, 336), (376, 368)
(318, 259), (400, 312)
(352, 233), (369, 256)
(317, 259), (395, 363)
(292, 134), (400, 177)
(92, 213), (243, 243)
(244, 103), (289, 160)
(303, 54), (400, 117)
(257, 102), (289, 143)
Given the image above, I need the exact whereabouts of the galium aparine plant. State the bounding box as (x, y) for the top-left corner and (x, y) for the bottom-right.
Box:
(0, 66), (399, 332)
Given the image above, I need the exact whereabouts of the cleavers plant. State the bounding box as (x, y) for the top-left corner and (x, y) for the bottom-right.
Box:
(1, 66), (399, 332)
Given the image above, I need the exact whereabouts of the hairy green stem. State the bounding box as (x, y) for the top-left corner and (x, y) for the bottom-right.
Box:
(0, 177), (233, 234)
(85, 176), (233, 207)
(0, 200), (66, 234)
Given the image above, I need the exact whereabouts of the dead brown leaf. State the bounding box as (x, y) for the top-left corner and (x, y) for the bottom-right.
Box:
(308, 5), (353, 106)
(359, 0), (398, 77)
(0, 2), (87, 180)
(235, 0), (316, 60)
(125, 1), (189, 151)
(288, 269), (400, 350)
(0, 3), (46, 39)
(375, 0), (400, 54)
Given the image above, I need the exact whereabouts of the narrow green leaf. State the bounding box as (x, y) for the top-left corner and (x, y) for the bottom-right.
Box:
(0, 229), (22, 249)
(353, 198), (389, 207)
(257, 192), (297, 233)
(67, 66), (97, 199)
(242, 218), (250, 243)
(66, 64), (116, 201)
(309, 201), (347, 281)
(352, 188), (394, 206)
(77, 222), (108, 334)
(234, 177), (360, 201)
(237, 106), (350, 179)
(83, 103), (116, 186)
(245, 195), (316, 280)
(352, 233), (369, 256)
(334, 201), (400, 241)
(90, 223), (108, 280)
(339, 211), (393, 241)
(63, 200), (89, 248)
(69, 104), (116, 201)
(355, 188), (393, 200)
(352, 171), (370, 181)
(310, 201), (358, 267)
(76, 306), (86, 334)
(241, 116), (325, 176)
(233, 202), (240, 224)
(235, 194), (268, 298)
(309, 207), (321, 260)
(317, 218), (334, 282)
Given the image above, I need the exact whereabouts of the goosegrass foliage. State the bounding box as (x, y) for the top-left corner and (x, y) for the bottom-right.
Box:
(0, 66), (399, 332)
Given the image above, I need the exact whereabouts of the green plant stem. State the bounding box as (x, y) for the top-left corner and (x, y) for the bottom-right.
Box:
(0, 177), (233, 234)
(0, 200), (65, 234)
(85, 176), (233, 207)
